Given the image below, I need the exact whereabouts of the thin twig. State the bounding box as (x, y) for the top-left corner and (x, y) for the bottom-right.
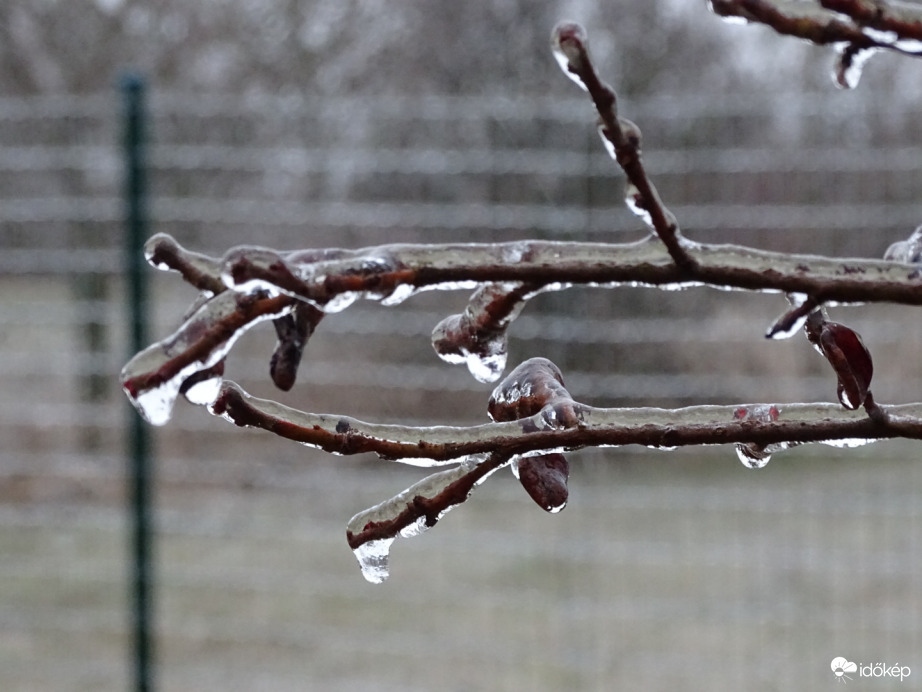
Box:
(210, 380), (922, 464)
(552, 22), (696, 271)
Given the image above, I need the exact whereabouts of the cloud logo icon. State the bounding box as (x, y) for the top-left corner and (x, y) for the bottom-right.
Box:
(831, 657), (858, 682)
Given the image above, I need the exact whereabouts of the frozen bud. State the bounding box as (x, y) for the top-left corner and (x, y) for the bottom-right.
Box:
(432, 283), (537, 383)
(514, 454), (570, 512)
(490, 358), (575, 513)
(143, 233), (181, 270)
(806, 315), (874, 410)
(269, 305), (324, 391)
(820, 323), (873, 410)
(431, 312), (508, 383)
(551, 21), (588, 64)
(618, 117), (642, 151)
(551, 21), (590, 89)
(488, 357), (574, 423)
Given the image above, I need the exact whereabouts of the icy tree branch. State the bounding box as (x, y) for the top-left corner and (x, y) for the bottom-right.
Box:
(120, 18), (922, 581)
(211, 378), (922, 463)
(552, 22), (695, 270)
(708, 0), (922, 87)
(121, 231), (922, 414)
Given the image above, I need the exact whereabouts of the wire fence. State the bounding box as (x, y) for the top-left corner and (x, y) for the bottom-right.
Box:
(1, 87), (921, 691)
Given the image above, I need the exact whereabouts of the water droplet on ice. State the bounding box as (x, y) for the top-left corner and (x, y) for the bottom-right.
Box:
(130, 379), (183, 427)
(183, 375), (223, 406)
(121, 290), (291, 425)
(735, 443), (771, 469)
(347, 455), (499, 582)
(466, 351), (506, 383)
(353, 538), (395, 584)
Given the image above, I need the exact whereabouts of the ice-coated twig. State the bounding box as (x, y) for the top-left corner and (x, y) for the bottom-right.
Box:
(120, 231), (922, 421)
(209, 376), (922, 463)
(345, 452), (512, 582)
(709, 0), (874, 44)
(551, 22), (694, 271)
(118, 14), (922, 582)
(766, 294), (822, 339)
(144, 232), (226, 295)
(220, 236), (922, 306)
(431, 281), (544, 382)
(204, 352), (922, 582)
(708, 0), (922, 88)
(819, 0), (922, 42)
(121, 289), (294, 424)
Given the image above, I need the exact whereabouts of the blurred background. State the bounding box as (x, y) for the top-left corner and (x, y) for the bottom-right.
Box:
(2, 0), (921, 689)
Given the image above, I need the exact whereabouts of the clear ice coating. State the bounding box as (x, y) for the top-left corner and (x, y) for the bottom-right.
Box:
(766, 293), (812, 340)
(736, 439), (799, 469)
(431, 318), (508, 383)
(598, 125), (618, 160)
(861, 27), (922, 54)
(489, 379), (533, 410)
(624, 182), (653, 229)
(183, 375), (223, 406)
(833, 44), (879, 89)
(551, 21), (589, 91)
(431, 282), (539, 383)
(121, 289), (292, 425)
(316, 290), (358, 313)
(884, 225), (922, 263)
(352, 539), (395, 585)
(380, 283), (418, 306)
(347, 455), (500, 583)
(767, 313), (809, 340)
(706, 1), (748, 25)
(821, 437), (876, 449)
(466, 351), (506, 383)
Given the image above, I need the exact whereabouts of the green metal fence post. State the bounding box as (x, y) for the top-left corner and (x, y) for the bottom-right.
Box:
(121, 72), (154, 692)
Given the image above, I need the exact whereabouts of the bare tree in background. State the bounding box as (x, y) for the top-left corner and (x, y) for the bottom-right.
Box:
(119, 1), (922, 582)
